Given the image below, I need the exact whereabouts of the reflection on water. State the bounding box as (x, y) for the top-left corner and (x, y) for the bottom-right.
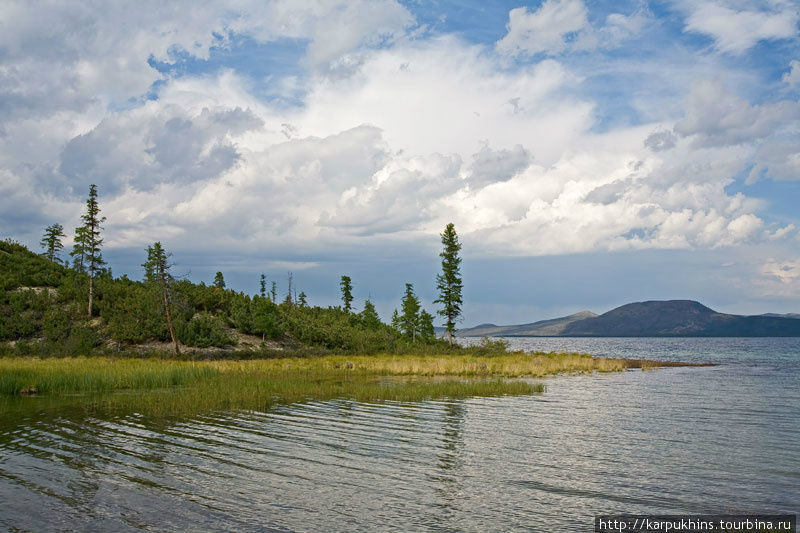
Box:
(1, 338), (799, 531)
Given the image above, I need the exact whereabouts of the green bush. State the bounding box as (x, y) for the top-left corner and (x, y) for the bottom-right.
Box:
(62, 326), (101, 355)
(177, 313), (235, 348)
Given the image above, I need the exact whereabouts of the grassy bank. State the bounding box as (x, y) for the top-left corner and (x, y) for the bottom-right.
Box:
(0, 352), (697, 417)
(0, 351), (649, 396)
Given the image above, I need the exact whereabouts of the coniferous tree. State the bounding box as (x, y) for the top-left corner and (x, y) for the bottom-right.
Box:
(270, 281), (278, 302)
(360, 299), (381, 330)
(298, 291), (308, 307)
(213, 271), (225, 289)
(419, 309), (435, 342)
(143, 242), (180, 355)
(434, 222), (463, 345)
(400, 283), (421, 342)
(340, 275), (354, 312)
(259, 274), (267, 298)
(74, 184), (106, 317)
(70, 226), (88, 272)
(40, 223), (66, 262)
(391, 309), (401, 331)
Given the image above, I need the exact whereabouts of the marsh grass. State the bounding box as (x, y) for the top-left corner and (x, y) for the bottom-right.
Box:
(0, 352), (658, 416)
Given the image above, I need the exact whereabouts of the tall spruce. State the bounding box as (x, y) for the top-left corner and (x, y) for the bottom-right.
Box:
(400, 283), (421, 342)
(40, 223), (66, 262)
(270, 281), (278, 302)
(75, 184), (106, 317)
(340, 275), (354, 312)
(213, 271), (225, 289)
(434, 222), (463, 345)
(361, 299), (381, 330)
(259, 274), (267, 298)
(143, 242), (180, 355)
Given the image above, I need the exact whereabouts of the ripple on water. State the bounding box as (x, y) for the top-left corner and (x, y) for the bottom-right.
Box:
(1, 338), (799, 531)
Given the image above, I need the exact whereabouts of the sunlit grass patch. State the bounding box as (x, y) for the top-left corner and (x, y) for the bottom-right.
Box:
(0, 350), (673, 418)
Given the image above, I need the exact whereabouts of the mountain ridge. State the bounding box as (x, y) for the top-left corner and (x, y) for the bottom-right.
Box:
(459, 300), (800, 337)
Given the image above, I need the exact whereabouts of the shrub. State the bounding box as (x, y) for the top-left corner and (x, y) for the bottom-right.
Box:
(177, 313), (235, 348)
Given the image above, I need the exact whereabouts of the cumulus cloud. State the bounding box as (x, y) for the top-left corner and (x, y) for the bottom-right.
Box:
(496, 1), (649, 57)
(783, 60), (800, 86)
(644, 129), (677, 152)
(683, 1), (799, 54)
(58, 105), (263, 195)
(0, 0), (795, 270)
(496, 0), (589, 57)
(466, 145), (531, 188)
(674, 80), (800, 148)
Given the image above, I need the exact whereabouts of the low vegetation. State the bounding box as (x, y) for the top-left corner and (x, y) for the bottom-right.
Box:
(0, 351), (654, 399)
(0, 355), (557, 417)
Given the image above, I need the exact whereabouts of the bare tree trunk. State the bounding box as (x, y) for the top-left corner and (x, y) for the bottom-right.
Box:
(88, 263), (94, 317)
(161, 272), (180, 356)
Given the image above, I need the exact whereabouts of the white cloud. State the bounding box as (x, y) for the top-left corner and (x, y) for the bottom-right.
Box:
(783, 60), (800, 86)
(761, 258), (800, 284)
(574, 8), (650, 51)
(0, 0), (795, 269)
(683, 1), (799, 54)
(675, 80), (800, 148)
(496, 0), (589, 57)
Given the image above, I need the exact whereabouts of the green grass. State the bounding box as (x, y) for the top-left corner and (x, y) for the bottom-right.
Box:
(0, 352), (674, 417)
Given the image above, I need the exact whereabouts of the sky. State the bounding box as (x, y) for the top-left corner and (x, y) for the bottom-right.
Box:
(1, 0), (800, 326)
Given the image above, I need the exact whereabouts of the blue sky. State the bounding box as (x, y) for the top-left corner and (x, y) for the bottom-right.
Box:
(1, 0), (799, 325)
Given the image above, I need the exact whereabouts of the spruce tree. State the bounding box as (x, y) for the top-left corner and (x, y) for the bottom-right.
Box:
(213, 271), (225, 289)
(143, 242), (180, 355)
(419, 310), (435, 342)
(400, 283), (421, 342)
(340, 275), (354, 312)
(70, 225), (88, 272)
(391, 309), (401, 331)
(259, 274), (267, 298)
(270, 281), (278, 302)
(75, 184), (106, 317)
(361, 299), (381, 330)
(434, 222), (463, 345)
(40, 223), (66, 262)
(298, 291), (308, 307)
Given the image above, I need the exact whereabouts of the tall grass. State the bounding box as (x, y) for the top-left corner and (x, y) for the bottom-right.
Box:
(0, 351), (669, 418)
(205, 352), (631, 378)
(0, 357), (218, 396)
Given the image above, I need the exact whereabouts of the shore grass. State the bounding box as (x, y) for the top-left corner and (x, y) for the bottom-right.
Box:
(0, 352), (692, 416)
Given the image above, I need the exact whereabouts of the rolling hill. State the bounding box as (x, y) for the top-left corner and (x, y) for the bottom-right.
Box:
(460, 300), (800, 337)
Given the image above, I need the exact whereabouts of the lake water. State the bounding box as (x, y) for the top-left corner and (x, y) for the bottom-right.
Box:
(1, 338), (798, 531)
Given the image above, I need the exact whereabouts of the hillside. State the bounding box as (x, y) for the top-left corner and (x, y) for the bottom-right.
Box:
(563, 300), (800, 336)
(0, 240), (443, 356)
(462, 300), (800, 337)
(459, 311), (597, 337)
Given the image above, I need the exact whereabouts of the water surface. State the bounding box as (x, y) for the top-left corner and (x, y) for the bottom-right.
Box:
(1, 338), (798, 531)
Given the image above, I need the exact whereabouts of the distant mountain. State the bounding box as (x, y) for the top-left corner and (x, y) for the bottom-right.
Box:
(759, 313), (800, 319)
(458, 311), (597, 337)
(461, 300), (800, 337)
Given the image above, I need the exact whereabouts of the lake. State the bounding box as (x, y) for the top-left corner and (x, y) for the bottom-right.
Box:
(1, 338), (798, 531)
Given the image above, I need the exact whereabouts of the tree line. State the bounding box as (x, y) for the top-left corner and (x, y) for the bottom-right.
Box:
(28, 184), (464, 352)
